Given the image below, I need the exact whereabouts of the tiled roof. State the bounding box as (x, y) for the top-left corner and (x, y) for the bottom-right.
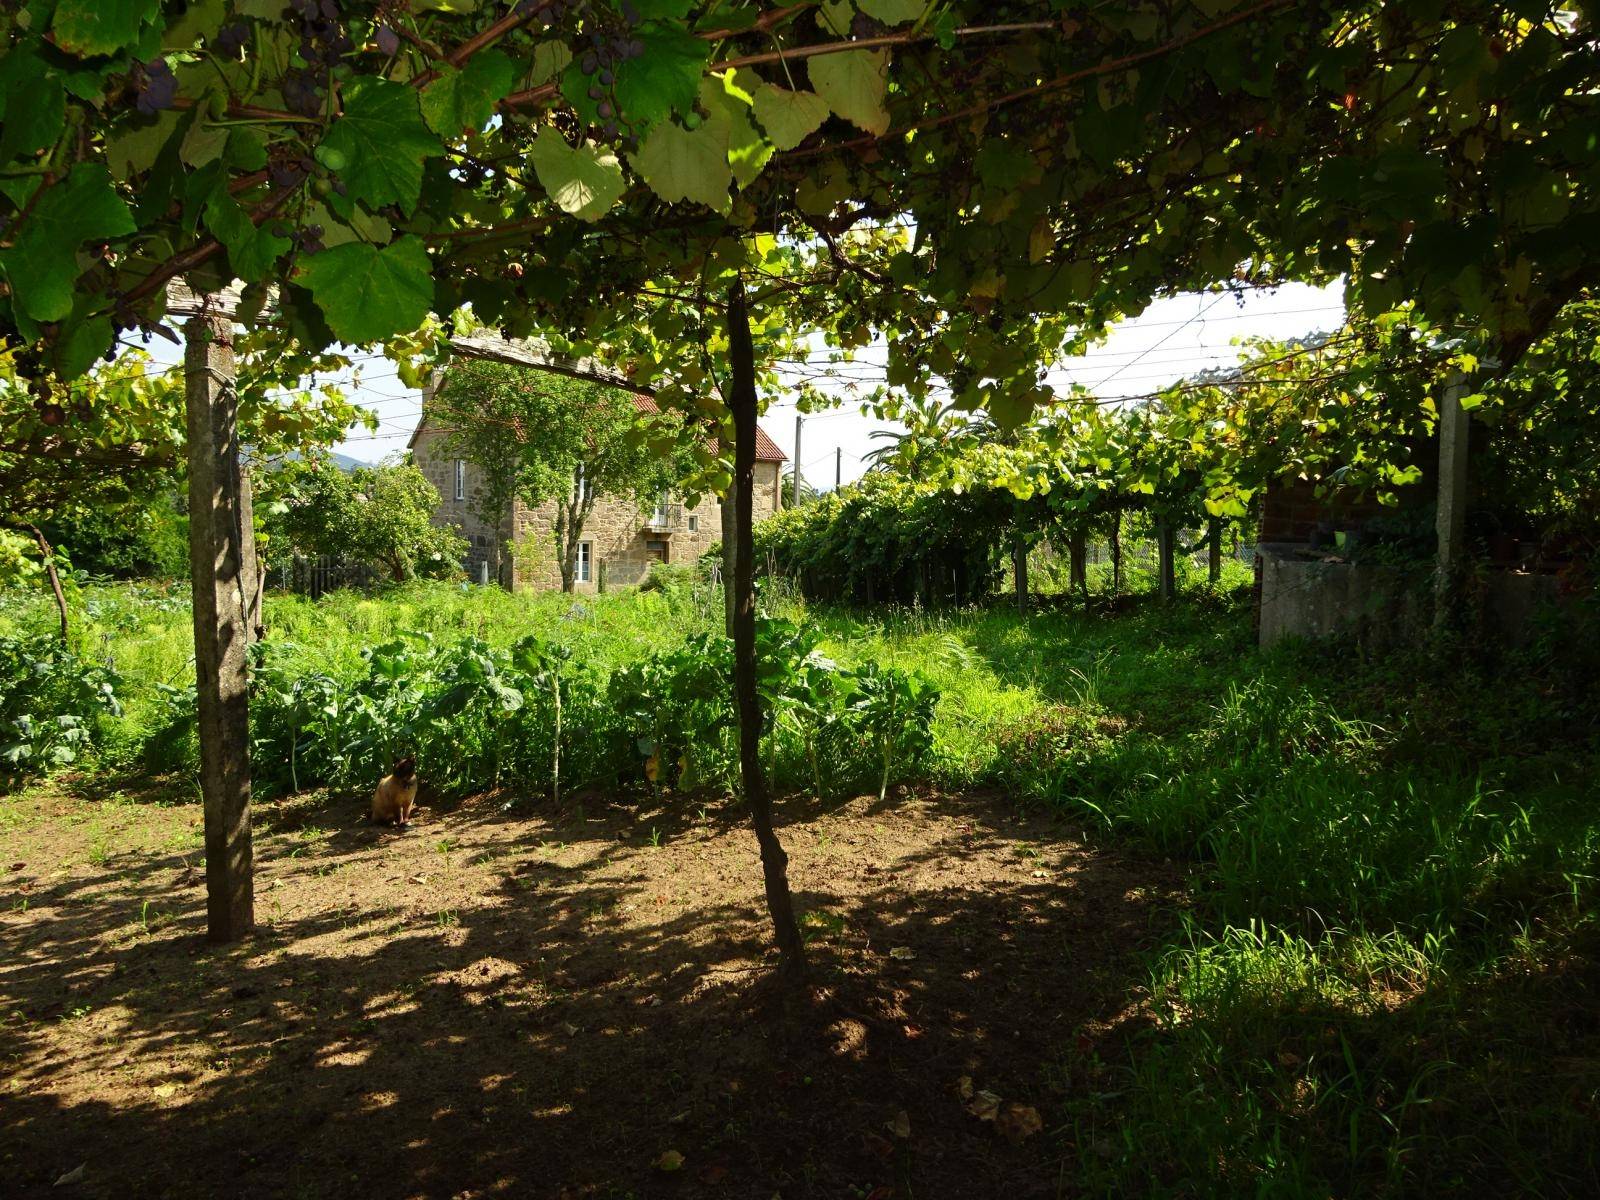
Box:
(753, 425), (786, 463)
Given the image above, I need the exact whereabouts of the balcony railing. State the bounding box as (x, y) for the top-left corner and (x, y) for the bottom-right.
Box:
(644, 502), (683, 532)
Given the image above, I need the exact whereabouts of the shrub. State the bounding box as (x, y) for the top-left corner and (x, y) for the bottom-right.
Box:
(261, 455), (467, 583)
(752, 473), (1008, 606)
(0, 633), (122, 787)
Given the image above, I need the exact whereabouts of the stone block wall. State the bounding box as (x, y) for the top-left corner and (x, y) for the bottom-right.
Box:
(510, 492), (720, 592)
(412, 427), (510, 581)
(412, 414), (784, 593)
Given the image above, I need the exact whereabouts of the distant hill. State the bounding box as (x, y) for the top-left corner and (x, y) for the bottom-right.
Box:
(272, 449), (372, 472)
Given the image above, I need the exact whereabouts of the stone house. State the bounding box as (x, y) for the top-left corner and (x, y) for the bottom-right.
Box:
(409, 380), (786, 592)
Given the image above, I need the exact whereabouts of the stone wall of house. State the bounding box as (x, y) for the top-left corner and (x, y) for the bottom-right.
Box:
(509, 460), (784, 593)
(412, 427), (511, 582)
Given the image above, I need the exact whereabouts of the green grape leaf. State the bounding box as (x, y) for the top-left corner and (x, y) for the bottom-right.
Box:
(751, 84), (830, 152)
(421, 50), (515, 138)
(816, 0), (854, 35)
(859, 0), (926, 24)
(104, 111), (180, 180)
(629, 120), (731, 213)
(0, 54), (65, 164)
(615, 22), (711, 126)
(295, 235), (436, 345)
(528, 41), (572, 86)
(203, 191), (291, 283)
(632, 0), (697, 16)
(50, 0), (160, 57)
(50, 311), (114, 379)
(318, 78), (443, 215)
(529, 128), (626, 221)
(699, 76), (773, 189)
(0, 165), (135, 323)
(807, 49), (890, 136)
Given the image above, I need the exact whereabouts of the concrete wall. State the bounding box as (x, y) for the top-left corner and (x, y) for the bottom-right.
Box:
(1258, 547), (1564, 649)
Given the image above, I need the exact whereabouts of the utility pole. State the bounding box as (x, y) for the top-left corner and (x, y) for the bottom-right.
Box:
(792, 413), (803, 508)
(835, 445), (842, 490)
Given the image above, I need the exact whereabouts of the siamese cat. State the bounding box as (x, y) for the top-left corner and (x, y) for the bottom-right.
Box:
(371, 756), (418, 828)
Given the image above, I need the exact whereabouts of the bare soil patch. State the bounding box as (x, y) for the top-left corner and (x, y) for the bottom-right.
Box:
(1, 777), (1178, 1199)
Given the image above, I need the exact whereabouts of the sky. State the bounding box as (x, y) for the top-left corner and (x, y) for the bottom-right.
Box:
(146, 279), (1346, 483)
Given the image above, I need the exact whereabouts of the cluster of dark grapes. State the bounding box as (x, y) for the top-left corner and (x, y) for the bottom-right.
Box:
(282, 0), (354, 118)
(263, 215), (327, 253)
(213, 19), (250, 58)
(134, 57), (177, 114)
(551, 0), (651, 145)
(267, 151), (316, 191)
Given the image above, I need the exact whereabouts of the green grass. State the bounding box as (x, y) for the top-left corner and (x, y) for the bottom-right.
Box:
(3, 572), (1597, 1195)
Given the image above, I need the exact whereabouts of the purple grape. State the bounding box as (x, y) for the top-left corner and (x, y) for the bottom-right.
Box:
(135, 59), (177, 114)
(376, 24), (399, 55)
(215, 21), (249, 57)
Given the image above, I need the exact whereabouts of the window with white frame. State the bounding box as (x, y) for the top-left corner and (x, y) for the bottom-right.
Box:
(574, 464), (590, 505)
(650, 490), (670, 526)
(576, 540), (592, 583)
(453, 459), (466, 501)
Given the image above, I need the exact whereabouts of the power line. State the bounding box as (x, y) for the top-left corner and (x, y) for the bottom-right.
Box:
(1092, 292), (1229, 391)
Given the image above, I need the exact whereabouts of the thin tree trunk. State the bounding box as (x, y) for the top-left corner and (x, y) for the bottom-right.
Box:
(1069, 530), (1088, 602)
(1012, 534), (1029, 616)
(236, 465), (262, 642)
(185, 308), (254, 944)
(554, 501), (574, 592)
(25, 524), (69, 641)
(1208, 518), (1222, 585)
(721, 490), (737, 637)
(728, 276), (806, 982)
(1110, 514), (1123, 594)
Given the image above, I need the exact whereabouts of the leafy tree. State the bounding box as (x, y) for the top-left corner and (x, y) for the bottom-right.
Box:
(431, 360), (691, 592)
(40, 492), (189, 580)
(262, 455), (466, 583)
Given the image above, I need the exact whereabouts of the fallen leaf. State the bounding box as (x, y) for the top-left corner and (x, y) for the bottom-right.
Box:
(54, 1163), (86, 1186)
(9, 861), (24, 871)
(860, 1132), (894, 1159)
(865, 1188), (895, 1200)
(996, 1103), (1043, 1143)
(902, 1023), (924, 1040)
(888, 946), (916, 961)
(968, 1089), (1002, 1121)
(152, 1083), (178, 1099)
(408, 874), (430, 884)
(698, 1163), (729, 1184)
(654, 1149), (685, 1172)
(1031, 869), (1050, 879)
(957, 1075), (975, 1100)
(885, 1109), (911, 1139)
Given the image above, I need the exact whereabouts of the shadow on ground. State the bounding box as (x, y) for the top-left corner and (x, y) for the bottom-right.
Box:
(0, 781), (1179, 1200)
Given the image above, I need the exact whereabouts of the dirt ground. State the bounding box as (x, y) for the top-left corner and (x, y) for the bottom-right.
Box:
(1, 776), (1179, 1200)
